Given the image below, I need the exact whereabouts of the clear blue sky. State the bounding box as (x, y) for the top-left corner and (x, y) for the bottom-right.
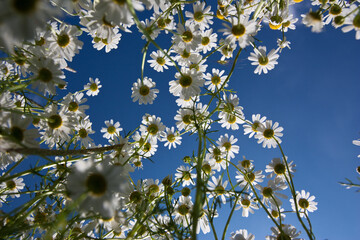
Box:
(59, 5), (360, 239)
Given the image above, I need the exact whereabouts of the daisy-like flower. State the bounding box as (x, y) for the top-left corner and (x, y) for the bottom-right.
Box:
(0, 176), (25, 199)
(0, 0), (58, 51)
(230, 229), (255, 240)
(1, 114), (39, 150)
(169, 67), (204, 100)
(207, 175), (229, 204)
(281, 14), (298, 32)
(84, 77), (102, 96)
(248, 46), (279, 75)
(175, 165), (196, 187)
(39, 104), (74, 149)
(198, 29), (218, 54)
(220, 16), (258, 48)
(342, 11), (360, 40)
(139, 114), (165, 142)
(218, 38), (237, 60)
(243, 114), (267, 138)
(173, 196), (193, 227)
(324, 2), (345, 25)
(139, 18), (161, 41)
(290, 190), (318, 218)
(277, 38), (291, 52)
(145, 178), (164, 199)
(255, 120), (284, 148)
(267, 205), (286, 220)
(66, 156), (130, 219)
(266, 224), (302, 240)
(30, 57), (66, 95)
(235, 169), (264, 190)
(265, 157), (296, 181)
(131, 77), (159, 105)
(61, 92), (89, 119)
(48, 22), (83, 66)
(175, 108), (194, 131)
(172, 21), (201, 51)
(185, 2), (214, 30)
(196, 207), (211, 234)
(160, 126), (182, 149)
(95, 0), (144, 26)
(101, 119), (122, 140)
(93, 27), (122, 53)
(216, 134), (239, 160)
(75, 116), (95, 148)
(207, 146), (227, 172)
(147, 49), (173, 72)
(204, 68), (228, 92)
(302, 10), (324, 33)
(235, 193), (259, 217)
(258, 178), (288, 207)
(237, 156), (254, 172)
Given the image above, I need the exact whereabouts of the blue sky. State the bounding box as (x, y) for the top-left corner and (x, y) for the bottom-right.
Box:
(54, 4), (360, 239)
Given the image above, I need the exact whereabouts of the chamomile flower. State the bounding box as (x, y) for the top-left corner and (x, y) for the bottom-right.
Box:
(204, 68), (228, 92)
(281, 14), (298, 32)
(169, 67), (204, 99)
(147, 49), (173, 72)
(175, 165), (196, 187)
(173, 196), (193, 227)
(267, 205), (286, 220)
(248, 46), (279, 75)
(140, 114), (165, 142)
(237, 156), (254, 172)
(160, 127), (182, 149)
(39, 104), (74, 149)
(230, 229), (255, 240)
(277, 38), (291, 52)
(243, 114), (267, 138)
(198, 29), (218, 54)
(75, 116), (95, 148)
(342, 11), (360, 40)
(235, 193), (259, 217)
(0, 176), (25, 198)
(255, 120), (284, 148)
(131, 77), (159, 105)
(220, 16), (258, 48)
(93, 27), (122, 53)
(216, 134), (239, 160)
(61, 92), (89, 119)
(235, 169), (264, 190)
(30, 57), (66, 95)
(66, 156), (130, 219)
(258, 178), (288, 207)
(175, 108), (194, 131)
(48, 22), (83, 65)
(84, 77), (102, 96)
(95, 0), (144, 26)
(172, 22), (201, 51)
(0, 0), (58, 51)
(290, 190), (318, 218)
(101, 119), (122, 140)
(185, 2), (214, 30)
(207, 175), (229, 204)
(302, 10), (324, 33)
(1, 114), (39, 149)
(266, 224), (302, 240)
(265, 157), (296, 181)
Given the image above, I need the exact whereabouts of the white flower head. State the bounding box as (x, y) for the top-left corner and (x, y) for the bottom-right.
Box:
(131, 77), (159, 105)
(248, 46), (279, 75)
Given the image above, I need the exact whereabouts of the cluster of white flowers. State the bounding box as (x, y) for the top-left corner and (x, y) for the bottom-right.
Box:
(2, 0), (359, 239)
